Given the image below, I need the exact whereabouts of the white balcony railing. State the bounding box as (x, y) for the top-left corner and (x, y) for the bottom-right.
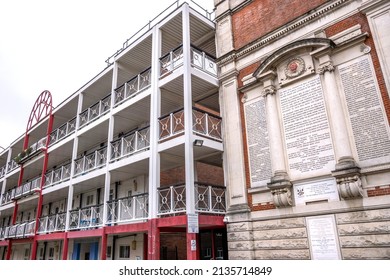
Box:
(159, 108), (222, 141)
(79, 94), (111, 128)
(4, 221), (36, 239)
(114, 68), (151, 106)
(191, 46), (217, 77)
(157, 183), (226, 216)
(0, 165), (6, 178)
(110, 127), (150, 161)
(160, 45), (184, 76)
(44, 163), (71, 188)
(49, 117), (76, 146)
(37, 212), (66, 234)
(1, 177), (41, 205)
(74, 146), (107, 176)
(106, 193), (149, 224)
(69, 204), (103, 230)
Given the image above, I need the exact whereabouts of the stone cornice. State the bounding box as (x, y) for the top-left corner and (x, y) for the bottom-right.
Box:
(217, 0), (351, 67)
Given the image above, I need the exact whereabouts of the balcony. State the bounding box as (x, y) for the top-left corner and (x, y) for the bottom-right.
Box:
(114, 68), (152, 107)
(159, 44), (217, 78)
(74, 146), (107, 176)
(14, 137), (46, 165)
(1, 177), (41, 205)
(157, 183), (226, 216)
(79, 94), (111, 128)
(44, 163), (71, 188)
(6, 159), (18, 174)
(0, 226), (6, 240)
(37, 212), (66, 234)
(49, 117), (76, 146)
(158, 108), (222, 141)
(110, 127), (150, 162)
(4, 221), (35, 239)
(191, 45), (217, 77)
(69, 204), (103, 230)
(160, 45), (184, 76)
(106, 193), (149, 224)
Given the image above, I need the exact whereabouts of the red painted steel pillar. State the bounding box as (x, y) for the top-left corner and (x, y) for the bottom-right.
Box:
(186, 232), (198, 260)
(62, 233), (69, 260)
(100, 228), (107, 260)
(147, 218), (160, 260)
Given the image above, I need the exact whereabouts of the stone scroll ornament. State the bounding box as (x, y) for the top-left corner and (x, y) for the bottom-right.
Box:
(336, 175), (363, 199)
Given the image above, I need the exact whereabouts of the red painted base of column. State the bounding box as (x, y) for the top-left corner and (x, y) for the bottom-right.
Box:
(147, 218), (160, 260)
(62, 233), (69, 260)
(186, 232), (198, 260)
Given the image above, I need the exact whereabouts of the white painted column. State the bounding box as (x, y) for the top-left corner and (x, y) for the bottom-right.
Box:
(260, 71), (292, 207)
(65, 92), (84, 231)
(220, 75), (248, 210)
(182, 4), (196, 215)
(317, 53), (355, 167)
(148, 25), (162, 219)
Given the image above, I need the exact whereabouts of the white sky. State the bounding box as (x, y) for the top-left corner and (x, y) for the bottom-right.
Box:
(0, 0), (214, 150)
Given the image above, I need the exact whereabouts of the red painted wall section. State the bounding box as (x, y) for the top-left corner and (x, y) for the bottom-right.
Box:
(232, 0), (327, 49)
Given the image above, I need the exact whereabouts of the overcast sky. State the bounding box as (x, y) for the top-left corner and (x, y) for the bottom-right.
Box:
(0, 0), (214, 150)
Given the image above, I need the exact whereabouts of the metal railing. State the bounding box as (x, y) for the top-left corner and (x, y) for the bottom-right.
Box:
(158, 109), (185, 140)
(114, 68), (152, 106)
(159, 108), (222, 141)
(44, 163), (71, 188)
(6, 159), (18, 173)
(157, 183), (226, 216)
(110, 127), (150, 161)
(195, 183), (226, 213)
(69, 204), (103, 230)
(1, 177), (41, 205)
(158, 184), (186, 215)
(49, 117), (76, 145)
(192, 108), (222, 140)
(37, 212), (66, 234)
(78, 94), (111, 128)
(4, 221), (36, 239)
(0, 226), (7, 240)
(74, 146), (107, 176)
(191, 45), (217, 76)
(0, 165), (6, 178)
(106, 193), (149, 224)
(160, 45), (184, 76)
(105, 0), (215, 65)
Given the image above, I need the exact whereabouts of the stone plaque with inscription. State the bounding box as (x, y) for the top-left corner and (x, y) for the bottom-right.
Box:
(244, 98), (272, 186)
(279, 75), (335, 179)
(294, 178), (339, 205)
(306, 215), (341, 260)
(338, 56), (390, 167)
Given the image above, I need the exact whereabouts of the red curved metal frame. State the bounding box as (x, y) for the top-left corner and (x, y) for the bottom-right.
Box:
(26, 90), (53, 133)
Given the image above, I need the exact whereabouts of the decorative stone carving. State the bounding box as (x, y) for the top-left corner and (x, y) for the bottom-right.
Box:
(332, 160), (363, 200)
(317, 61), (335, 74)
(336, 175), (363, 199)
(284, 57), (305, 78)
(270, 187), (293, 207)
(261, 85), (276, 97)
(267, 170), (293, 207)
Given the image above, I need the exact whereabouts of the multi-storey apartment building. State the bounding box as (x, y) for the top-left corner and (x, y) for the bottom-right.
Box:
(215, 0), (390, 259)
(0, 1), (227, 260)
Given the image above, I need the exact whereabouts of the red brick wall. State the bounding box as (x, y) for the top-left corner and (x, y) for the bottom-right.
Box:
(160, 232), (187, 260)
(232, 0), (327, 49)
(367, 186), (390, 197)
(325, 12), (390, 124)
(160, 162), (224, 186)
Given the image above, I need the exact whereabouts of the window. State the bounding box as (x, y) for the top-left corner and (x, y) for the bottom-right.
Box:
(86, 194), (94, 206)
(49, 247), (55, 260)
(119, 245), (130, 259)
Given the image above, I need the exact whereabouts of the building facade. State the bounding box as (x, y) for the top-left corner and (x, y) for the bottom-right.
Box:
(215, 0), (390, 259)
(0, 2), (227, 260)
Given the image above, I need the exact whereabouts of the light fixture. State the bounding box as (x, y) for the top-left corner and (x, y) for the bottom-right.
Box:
(132, 235), (137, 250)
(193, 139), (204, 147)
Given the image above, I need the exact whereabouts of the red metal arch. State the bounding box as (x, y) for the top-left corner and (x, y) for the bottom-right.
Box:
(26, 90), (53, 132)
